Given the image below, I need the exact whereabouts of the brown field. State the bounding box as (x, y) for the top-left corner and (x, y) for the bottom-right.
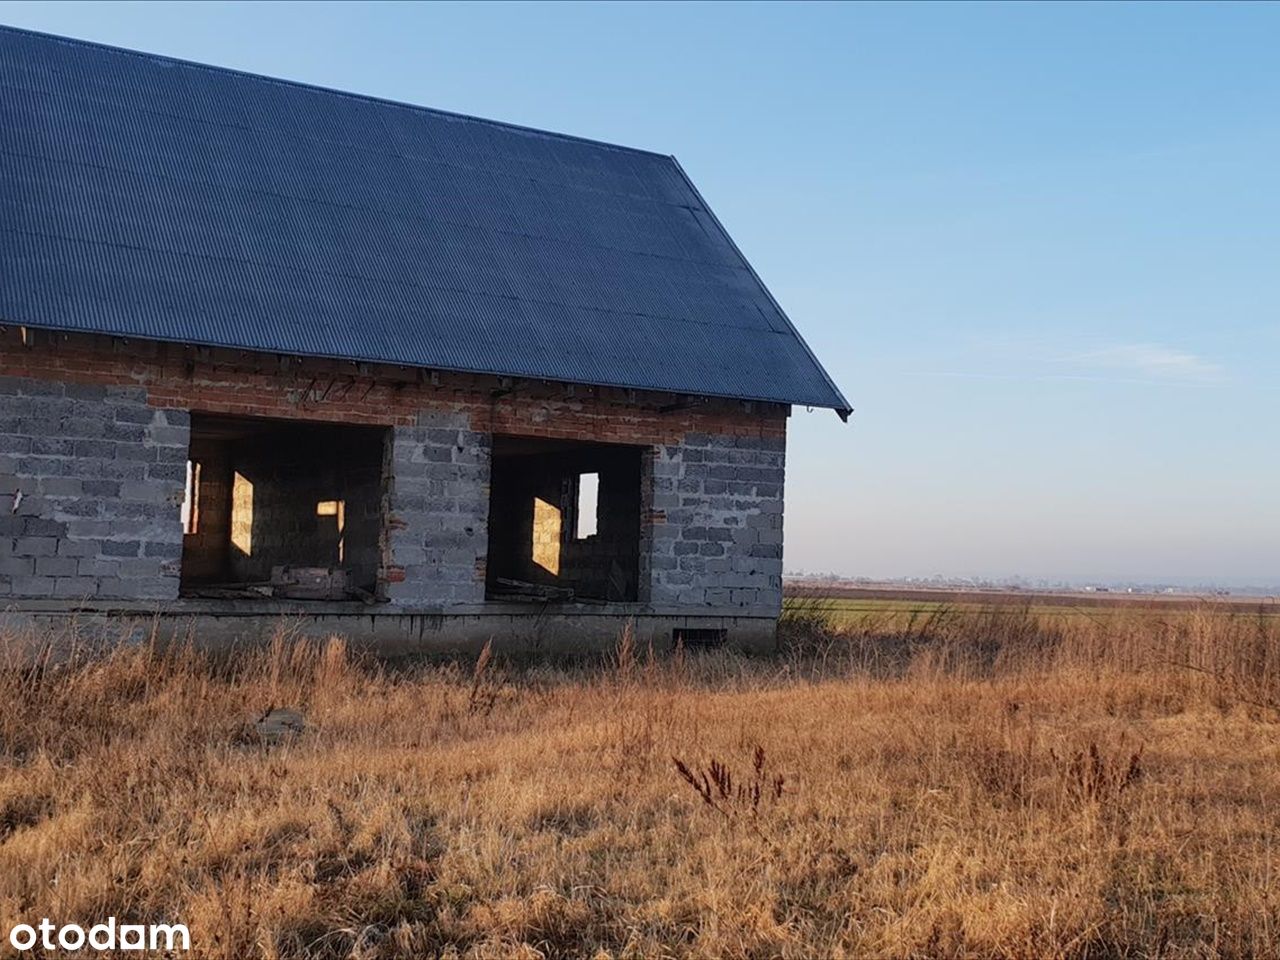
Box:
(789, 582), (1279, 613)
(2, 603), (1280, 958)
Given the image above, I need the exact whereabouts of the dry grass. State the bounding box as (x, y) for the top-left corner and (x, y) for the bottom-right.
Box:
(1, 605), (1279, 958)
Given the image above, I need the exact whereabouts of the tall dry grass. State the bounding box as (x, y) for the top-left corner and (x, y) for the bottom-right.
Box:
(0, 606), (1278, 958)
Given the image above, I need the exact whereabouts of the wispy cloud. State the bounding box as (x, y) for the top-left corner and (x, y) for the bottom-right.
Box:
(1059, 343), (1224, 383)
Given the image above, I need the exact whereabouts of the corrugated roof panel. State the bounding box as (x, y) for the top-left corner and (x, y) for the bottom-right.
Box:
(0, 26), (850, 414)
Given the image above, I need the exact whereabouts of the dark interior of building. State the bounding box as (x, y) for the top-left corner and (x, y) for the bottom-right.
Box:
(486, 435), (643, 602)
(180, 414), (388, 598)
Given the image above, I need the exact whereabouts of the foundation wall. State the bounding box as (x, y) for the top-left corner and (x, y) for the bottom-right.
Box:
(0, 603), (778, 658)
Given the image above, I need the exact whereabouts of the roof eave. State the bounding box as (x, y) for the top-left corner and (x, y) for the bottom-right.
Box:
(4, 318), (850, 415)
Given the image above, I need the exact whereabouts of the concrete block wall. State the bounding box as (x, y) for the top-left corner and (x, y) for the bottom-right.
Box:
(649, 431), (786, 614)
(0, 375), (189, 601)
(384, 411), (491, 605)
(1, 331), (790, 618)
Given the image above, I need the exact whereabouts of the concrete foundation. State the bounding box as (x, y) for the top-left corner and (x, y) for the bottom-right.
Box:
(0, 599), (778, 659)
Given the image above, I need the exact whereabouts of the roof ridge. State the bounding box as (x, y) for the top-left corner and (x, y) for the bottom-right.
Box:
(0, 23), (675, 162)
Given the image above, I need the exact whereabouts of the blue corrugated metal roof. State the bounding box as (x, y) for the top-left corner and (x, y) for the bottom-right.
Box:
(0, 26), (850, 415)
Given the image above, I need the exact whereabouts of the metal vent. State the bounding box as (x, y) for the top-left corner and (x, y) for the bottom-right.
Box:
(672, 627), (728, 648)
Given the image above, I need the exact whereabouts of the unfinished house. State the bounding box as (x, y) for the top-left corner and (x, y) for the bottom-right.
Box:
(0, 27), (850, 653)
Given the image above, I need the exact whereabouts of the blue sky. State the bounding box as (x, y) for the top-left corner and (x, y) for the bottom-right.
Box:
(3, 1), (1276, 586)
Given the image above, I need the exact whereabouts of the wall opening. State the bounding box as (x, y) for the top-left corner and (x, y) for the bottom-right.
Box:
(673, 627), (728, 648)
(486, 436), (642, 602)
(181, 459), (201, 535)
(575, 472), (599, 539)
(180, 413), (389, 600)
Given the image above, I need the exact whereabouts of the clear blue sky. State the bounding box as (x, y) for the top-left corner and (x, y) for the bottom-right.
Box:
(4, 1), (1276, 587)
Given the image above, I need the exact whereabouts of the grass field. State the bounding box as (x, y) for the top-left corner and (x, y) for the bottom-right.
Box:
(2, 601), (1279, 958)
(786, 588), (1280, 631)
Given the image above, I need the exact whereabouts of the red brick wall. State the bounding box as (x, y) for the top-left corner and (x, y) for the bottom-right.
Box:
(0, 328), (788, 441)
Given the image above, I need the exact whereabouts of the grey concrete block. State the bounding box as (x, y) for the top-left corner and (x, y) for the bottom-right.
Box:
(92, 577), (126, 597)
(64, 383), (107, 401)
(35, 557), (78, 577)
(116, 444), (156, 462)
(147, 462), (186, 482)
(119, 481), (165, 502)
(116, 558), (162, 578)
(0, 435), (32, 455)
(114, 406), (155, 424)
(20, 518), (62, 536)
(147, 425), (189, 446)
(159, 408), (190, 427)
(77, 559), (119, 577)
(116, 502), (168, 520)
(11, 487), (53, 523)
(143, 540), (183, 558)
(679, 555), (706, 574)
(14, 536), (57, 557)
(73, 439), (115, 458)
(10, 576), (54, 595)
(18, 381), (63, 398)
(38, 477), (83, 497)
(101, 540), (141, 557)
(17, 455), (68, 477)
(61, 417), (108, 439)
(51, 499), (99, 518)
(100, 461), (146, 480)
(82, 480), (122, 497)
(30, 437), (75, 456)
(56, 539), (98, 558)
(0, 556), (35, 576)
(104, 422), (147, 443)
(65, 519), (112, 538)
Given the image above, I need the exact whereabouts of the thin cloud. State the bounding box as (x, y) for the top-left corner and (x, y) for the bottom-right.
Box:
(898, 370), (1210, 386)
(1060, 343), (1224, 382)
(892, 341), (1231, 388)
